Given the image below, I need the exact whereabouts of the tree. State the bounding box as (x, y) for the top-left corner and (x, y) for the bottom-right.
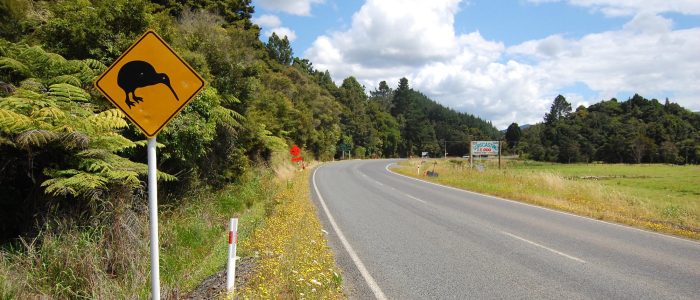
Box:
(266, 32), (293, 65)
(152, 0), (255, 27)
(337, 77), (374, 155)
(505, 123), (522, 149)
(392, 77), (410, 117)
(370, 80), (393, 113)
(32, 0), (154, 63)
(544, 95), (572, 125)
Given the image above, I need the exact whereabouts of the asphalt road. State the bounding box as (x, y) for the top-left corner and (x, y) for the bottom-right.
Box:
(310, 159), (700, 299)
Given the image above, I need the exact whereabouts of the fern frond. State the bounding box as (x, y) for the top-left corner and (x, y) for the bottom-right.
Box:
(16, 129), (59, 148)
(157, 171), (178, 182)
(32, 106), (66, 122)
(43, 168), (81, 178)
(77, 148), (110, 158)
(102, 170), (141, 186)
(43, 53), (70, 76)
(133, 140), (149, 147)
(47, 74), (82, 87)
(90, 109), (128, 130)
(0, 108), (33, 133)
(18, 78), (46, 93)
(16, 47), (51, 76)
(0, 40), (9, 57)
(79, 158), (112, 173)
(90, 132), (135, 152)
(62, 131), (90, 149)
(211, 106), (244, 127)
(42, 171), (108, 197)
(0, 135), (15, 146)
(260, 128), (287, 151)
(125, 139), (166, 149)
(83, 59), (106, 73)
(48, 83), (90, 102)
(223, 94), (241, 105)
(0, 57), (31, 79)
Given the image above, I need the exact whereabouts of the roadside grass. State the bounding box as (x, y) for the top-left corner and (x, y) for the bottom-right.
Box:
(160, 170), (277, 296)
(235, 166), (344, 299)
(0, 168), (278, 298)
(0, 158), (344, 299)
(393, 159), (700, 240)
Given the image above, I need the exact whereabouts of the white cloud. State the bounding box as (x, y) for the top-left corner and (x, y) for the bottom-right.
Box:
(509, 14), (700, 105)
(252, 14), (281, 28)
(256, 0), (325, 16)
(305, 0), (700, 129)
(253, 14), (297, 41)
(267, 27), (297, 41)
(528, 0), (700, 16)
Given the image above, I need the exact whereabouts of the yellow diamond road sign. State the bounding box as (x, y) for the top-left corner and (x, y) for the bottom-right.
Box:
(95, 30), (205, 137)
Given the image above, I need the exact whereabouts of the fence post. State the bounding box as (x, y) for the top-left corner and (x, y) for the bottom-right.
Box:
(227, 218), (239, 292)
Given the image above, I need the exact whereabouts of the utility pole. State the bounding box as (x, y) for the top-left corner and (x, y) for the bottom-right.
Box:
(444, 140), (447, 158)
(498, 140), (502, 169)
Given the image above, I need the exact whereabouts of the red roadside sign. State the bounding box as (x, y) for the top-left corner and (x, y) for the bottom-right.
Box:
(290, 145), (301, 157)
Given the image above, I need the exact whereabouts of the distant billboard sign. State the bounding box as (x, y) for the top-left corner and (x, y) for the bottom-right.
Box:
(471, 141), (499, 156)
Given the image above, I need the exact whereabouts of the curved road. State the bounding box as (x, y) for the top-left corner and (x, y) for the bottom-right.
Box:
(310, 159), (700, 299)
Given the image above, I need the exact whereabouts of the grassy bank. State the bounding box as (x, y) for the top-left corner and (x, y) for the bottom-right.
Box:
(1, 162), (344, 299)
(235, 165), (343, 299)
(393, 159), (700, 240)
(0, 168), (278, 298)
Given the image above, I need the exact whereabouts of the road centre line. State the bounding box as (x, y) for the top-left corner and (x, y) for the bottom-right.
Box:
(404, 193), (427, 204)
(361, 173), (385, 186)
(501, 231), (586, 263)
(312, 166), (387, 300)
(359, 170), (425, 204)
(376, 163), (584, 262)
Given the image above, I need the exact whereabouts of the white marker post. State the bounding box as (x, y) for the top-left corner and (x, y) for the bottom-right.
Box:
(147, 137), (160, 299)
(226, 218), (239, 292)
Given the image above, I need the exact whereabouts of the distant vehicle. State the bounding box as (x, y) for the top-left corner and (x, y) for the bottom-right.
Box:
(462, 155), (470, 158)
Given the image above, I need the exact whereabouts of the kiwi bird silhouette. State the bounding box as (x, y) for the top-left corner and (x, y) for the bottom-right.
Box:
(117, 60), (179, 108)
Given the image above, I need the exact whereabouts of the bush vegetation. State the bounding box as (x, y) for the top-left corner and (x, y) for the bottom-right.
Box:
(506, 94), (700, 164)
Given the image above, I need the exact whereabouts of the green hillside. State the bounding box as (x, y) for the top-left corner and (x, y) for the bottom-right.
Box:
(511, 94), (700, 164)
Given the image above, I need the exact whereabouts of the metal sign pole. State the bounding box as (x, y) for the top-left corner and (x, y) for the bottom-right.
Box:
(147, 137), (161, 300)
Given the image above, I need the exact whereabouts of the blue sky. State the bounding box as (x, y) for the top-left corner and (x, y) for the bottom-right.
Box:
(252, 0), (700, 128)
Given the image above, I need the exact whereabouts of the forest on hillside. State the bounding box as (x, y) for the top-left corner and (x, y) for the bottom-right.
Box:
(505, 94), (700, 164)
(0, 0), (497, 242)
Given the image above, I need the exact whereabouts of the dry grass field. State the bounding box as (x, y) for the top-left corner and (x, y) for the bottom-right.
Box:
(393, 159), (700, 240)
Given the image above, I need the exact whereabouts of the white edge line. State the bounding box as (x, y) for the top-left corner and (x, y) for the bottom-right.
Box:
(313, 165), (388, 300)
(405, 194), (427, 204)
(385, 162), (700, 246)
(501, 231), (586, 263)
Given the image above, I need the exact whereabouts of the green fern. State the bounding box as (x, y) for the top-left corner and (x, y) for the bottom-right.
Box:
(16, 129), (59, 148)
(211, 106), (243, 128)
(42, 171), (109, 198)
(48, 83), (90, 102)
(83, 59), (106, 73)
(0, 57), (31, 80)
(47, 74), (82, 87)
(0, 41), (177, 202)
(89, 109), (129, 130)
(0, 108), (33, 132)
